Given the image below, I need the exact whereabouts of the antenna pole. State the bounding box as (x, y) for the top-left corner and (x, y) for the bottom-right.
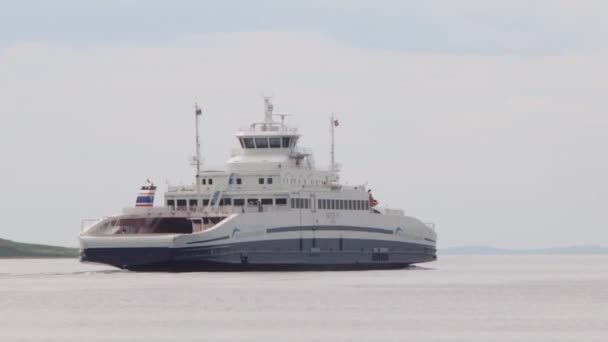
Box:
(194, 103), (203, 210)
(330, 113), (335, 173)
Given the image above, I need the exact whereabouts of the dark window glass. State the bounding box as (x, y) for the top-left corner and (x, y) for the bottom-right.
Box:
(259, 178), (264, 184)
(203, 199), (209, 206)
(269, 137), (281, 148)
(276, 198), (287, 205)
(243, 138), (255, 148)
(177, 199), (187, 207)
(318, 199), (322, 209)
(267, 178), (273, 184)
(167, 200), (175, 207)
(297, 198), (303, 208)
(365, 201), (369, 210)
(222, 198), (232, 206)
(237, 178), (242, 185)
(339, 200), (344, 210)
(305, 199), (309, 209)
(189, 199), (198, 207)
(291, 198), (295, 208)
(282, 137), (291, 148)
(348, 200), (353, 210)
(355, 200), (360, 210)
(255, 137), (269, 148)
(234, 199), (245, 206)
(261, 198), (273, 205)
(202, 179), (206, 185)
(209, 178), (213, 185)
(247, 198), (258, 205)
(330, 200), (335, 210)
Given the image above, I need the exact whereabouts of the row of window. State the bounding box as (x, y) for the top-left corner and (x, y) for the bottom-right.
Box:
(291, 198), (310, 209)
(203, 177), (273, 186)
(168, 198), (288, 208)
(167, 197), (369, 211)
(239, 136), (292, 149)
(318, 199), (369, 211)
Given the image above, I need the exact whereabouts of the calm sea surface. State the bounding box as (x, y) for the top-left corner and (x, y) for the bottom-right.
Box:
(1, 256), (607, 341)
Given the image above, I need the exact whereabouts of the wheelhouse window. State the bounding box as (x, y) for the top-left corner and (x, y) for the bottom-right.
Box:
(237, 178), (242, 185)
(261, 198), (273, 205)
(234, 199), (245, 206)
(259, 178), (264, 184)
(247, 198), (258, 205)
(276, 198), (287, 205)
(176, 199), (187, 208)
(243, 138), (255, 149)
(189, 199), (198, 207)
(202, 179), (206, 185)
(267, 177), (273, 184)
(203, 199), (210, 206)
(167, 199), (175, 208)
(208, 178), (213, 185)
(282, 137), (291, 148)
(221, 198), (232, 206)
(254, 137), (269, 148)
(269, 137), (281, 148)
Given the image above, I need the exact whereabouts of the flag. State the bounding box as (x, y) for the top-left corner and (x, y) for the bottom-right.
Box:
(333, 119), (339, 127)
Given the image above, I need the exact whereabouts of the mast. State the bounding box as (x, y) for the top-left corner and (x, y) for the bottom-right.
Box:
(330, 113), (335, 173)
(194, 103), (203, 210)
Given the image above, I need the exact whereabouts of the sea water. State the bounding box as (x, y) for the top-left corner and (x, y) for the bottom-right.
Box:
(1, 255), (607, 341)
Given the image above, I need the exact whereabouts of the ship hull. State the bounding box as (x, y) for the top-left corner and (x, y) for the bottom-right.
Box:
(81, 238), (436, 272)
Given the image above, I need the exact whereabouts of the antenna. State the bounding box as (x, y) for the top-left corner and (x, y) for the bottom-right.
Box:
(273, 113), (291, 131)
(194, 103), (203, 211)
(264, 96), (274, 125)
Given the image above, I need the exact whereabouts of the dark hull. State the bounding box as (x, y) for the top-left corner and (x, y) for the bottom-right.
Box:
(80, 238), (437, 272)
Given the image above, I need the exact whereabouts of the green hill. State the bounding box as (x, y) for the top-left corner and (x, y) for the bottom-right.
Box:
(0, 238), (79, 258)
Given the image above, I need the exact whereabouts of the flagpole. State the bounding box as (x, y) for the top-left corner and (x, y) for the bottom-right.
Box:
(330, 113), (335, 173)
(194, 103), (202, 211)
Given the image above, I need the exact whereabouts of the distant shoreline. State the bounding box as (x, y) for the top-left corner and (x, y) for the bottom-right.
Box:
(440, 245), (608, 255)
(0, 238), (79, 258)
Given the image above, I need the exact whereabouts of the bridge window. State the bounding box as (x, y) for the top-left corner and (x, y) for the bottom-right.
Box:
(237, 178), (242, 185)
(259, 178), (264, 184)
(176, 199), (187, 208)
(247, 198), (258, 205)
(282, 137), (291, 148)
(261, 198), (273, 205)
(203, 199), (209, 206)
(167, 199), (175, 208)
(202, 179), (206, 185)
(222, 198), (232, 206)
(243, 138), (255, 149)
(255, 137), (269, 148)
(276, 198), (287, 205)
(267, 177), (273, 184)
(234, 199), (245, 206)
(208, 178), (213, 185)
(189, 199), (198, 207)
(269, 137), (281, 148)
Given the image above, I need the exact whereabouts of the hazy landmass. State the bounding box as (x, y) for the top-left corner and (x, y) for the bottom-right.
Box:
(0, 238), (79, 258)
(440, 245), (608, 255)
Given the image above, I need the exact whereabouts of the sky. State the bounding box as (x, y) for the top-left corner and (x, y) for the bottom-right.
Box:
(1, 0), (607, 248)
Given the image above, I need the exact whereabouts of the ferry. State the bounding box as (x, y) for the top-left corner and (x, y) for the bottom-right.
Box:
(79, 98), (437, 271)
